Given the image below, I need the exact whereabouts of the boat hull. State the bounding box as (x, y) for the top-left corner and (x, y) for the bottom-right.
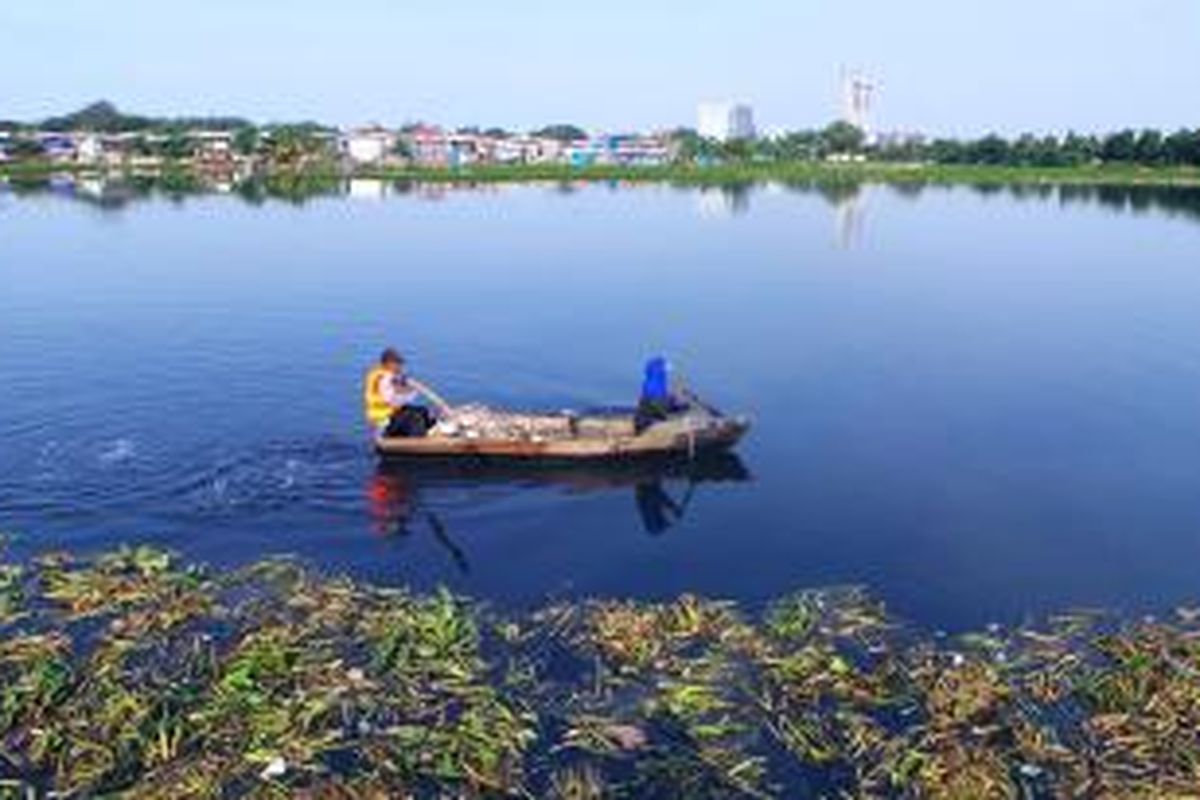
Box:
(375, 412), (749, 461)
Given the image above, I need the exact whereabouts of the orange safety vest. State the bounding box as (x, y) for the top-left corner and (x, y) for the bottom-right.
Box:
(363, 366), (394, 426)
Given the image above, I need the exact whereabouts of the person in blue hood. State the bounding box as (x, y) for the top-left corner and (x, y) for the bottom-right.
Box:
(635, 356), (689, 433)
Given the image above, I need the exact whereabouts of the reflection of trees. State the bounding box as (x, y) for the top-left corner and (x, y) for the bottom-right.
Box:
(259, 173), (342, 205)
(723, 183), (751, 214)
(969, 182), (1005, 197)
(9, 175), (1200, 226)
(776, 177), (864, 205)
(773, 179), (869, 247)
(1004, 183), (1055, 202)
(887, 182), (928, 201)
(815, 181), (861, 207)
(234, 180), (267, 206)
(1055, 184), (1200, 223)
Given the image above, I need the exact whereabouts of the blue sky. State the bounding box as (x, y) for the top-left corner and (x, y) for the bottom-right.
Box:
(2, 0), (1197, 135)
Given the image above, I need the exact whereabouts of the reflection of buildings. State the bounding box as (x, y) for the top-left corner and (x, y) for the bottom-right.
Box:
(833, 187), (866, 249)
(347, 178), (389, 200)
(77, 176), (106, 199)
(695, 185), (752, 218)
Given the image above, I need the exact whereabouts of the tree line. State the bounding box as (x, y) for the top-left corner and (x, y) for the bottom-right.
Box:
(878, 128), (1200, 167)
(0, 100), (328, 136)
(675, 121), (1200, 168)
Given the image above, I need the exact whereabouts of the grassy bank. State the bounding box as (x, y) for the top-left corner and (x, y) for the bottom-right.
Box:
(1, 545), (1198, 797)
(6, 159), (1200, 188)
(358, 161), (1200, 188)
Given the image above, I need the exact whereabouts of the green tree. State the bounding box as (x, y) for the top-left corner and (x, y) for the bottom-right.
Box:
(775, 130), (821, 161)
(1010, 133), (1064, 167)
(1011, 133), (1039, 165)
(533, 124), (587, 142)
(927, 138), (966, 164)
(129, 135), (157, 158)
(821, 120), (865, 154)
(6, 138), (44, 159)
(233, 126), (259, 156)
(968, 134), (1011, 165)
(162, 130), (193, 160)
(1061, 132), (1099, 166)
(670, 128), (701, 162)
(1133, 129), (1164, 164)
(670, 128), (722, 163)
(1034, 135), (1065, 166)
(720, 137), (754, 162)
(1162, 129), (1200, 165)
(262, 126), (330, 167)
(873, 135), (925, 163)
(1101, 129), (1136, 162)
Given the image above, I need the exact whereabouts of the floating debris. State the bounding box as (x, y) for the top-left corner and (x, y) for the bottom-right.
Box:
(0, 546), (1198, 796)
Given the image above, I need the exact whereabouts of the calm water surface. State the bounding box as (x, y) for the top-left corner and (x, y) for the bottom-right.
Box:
(3, 177), (1200, 630)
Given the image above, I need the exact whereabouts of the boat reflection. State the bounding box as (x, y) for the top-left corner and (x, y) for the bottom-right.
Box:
(366, 453), (751, 569)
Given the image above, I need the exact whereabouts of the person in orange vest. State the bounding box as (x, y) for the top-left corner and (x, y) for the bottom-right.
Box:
(363, 348), (451, 438)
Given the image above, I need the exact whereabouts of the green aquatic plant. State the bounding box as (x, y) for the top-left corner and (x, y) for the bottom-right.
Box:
(1, 546), (1200, 796)
(0, 564), (23, 624)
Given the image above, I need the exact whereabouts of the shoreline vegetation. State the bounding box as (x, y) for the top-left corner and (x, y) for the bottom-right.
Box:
(1, 545), (1198, 797)
(5, 159), (1200, 188)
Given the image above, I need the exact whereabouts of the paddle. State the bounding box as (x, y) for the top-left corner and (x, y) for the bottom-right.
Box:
(676, 375), (723, 418)
(407, 377), (455, 417)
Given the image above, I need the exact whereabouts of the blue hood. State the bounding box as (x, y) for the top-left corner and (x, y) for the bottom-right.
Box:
(641, 356), (669, 401)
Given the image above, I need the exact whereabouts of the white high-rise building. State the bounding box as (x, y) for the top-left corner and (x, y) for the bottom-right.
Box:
(697, 101), (756, 142)
(840, 69), (875, 135)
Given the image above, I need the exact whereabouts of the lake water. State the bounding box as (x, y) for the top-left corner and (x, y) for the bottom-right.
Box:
(3, 175), (1200, 631)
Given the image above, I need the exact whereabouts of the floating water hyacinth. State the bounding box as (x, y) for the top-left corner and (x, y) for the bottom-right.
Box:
(0, 546), (1199, 797)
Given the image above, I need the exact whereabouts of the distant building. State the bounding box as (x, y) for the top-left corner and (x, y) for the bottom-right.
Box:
(565, 134), (671, 167)
(492, 136), (535, 164)
(193, 130), (233, 154)
(341, 126), (396, 165)
(193, 131), (236, 170)
(76, 134), (105, 165)
(697, 101), (755, 142)
(489, 135), (566, 164)
(37, 134), (76, 162)
(404, 125), (449, 167)
(840, 69), (875, 136)
(446, 132), (488, 166)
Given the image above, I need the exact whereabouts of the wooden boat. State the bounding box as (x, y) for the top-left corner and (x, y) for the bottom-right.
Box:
(374, 449), (751, 485)
(375, 406), (750, 460)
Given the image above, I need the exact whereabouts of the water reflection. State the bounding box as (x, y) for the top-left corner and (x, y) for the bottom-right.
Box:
(833, 187), (866, 249)
(368, 453), (751, 559)
(367, 467), (471, 573)
(695, 184), (752, 217)
(9, 171), (1200, 237)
